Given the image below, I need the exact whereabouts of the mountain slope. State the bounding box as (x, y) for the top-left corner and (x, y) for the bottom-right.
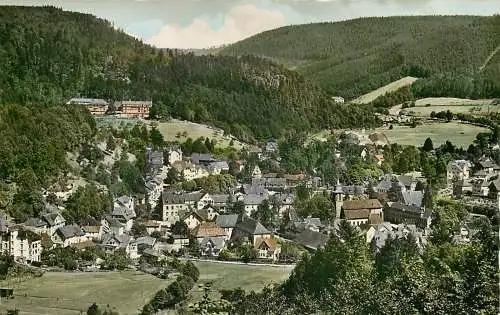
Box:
(0, 6), (377, 141)
(221, 15), (500, 100)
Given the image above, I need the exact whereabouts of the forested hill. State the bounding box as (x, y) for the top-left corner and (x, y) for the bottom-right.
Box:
(0, 6), (377, 141)
(221, 15), (500, 100)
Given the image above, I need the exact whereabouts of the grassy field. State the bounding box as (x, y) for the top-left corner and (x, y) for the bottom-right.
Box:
(189, 261), (292, 303)
(311, 121), (489, 148)
(374, 122), (489, 147)
(403, 105), (500, 117)
(351, 76), (418, 104)
(0, 271), (170, 315)
(414, 97), (496, 106)
(156, 120), (244, 149)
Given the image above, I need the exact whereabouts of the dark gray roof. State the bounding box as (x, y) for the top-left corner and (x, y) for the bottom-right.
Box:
(216, 214), (240, 228)
(24, 217), (47, 228)
(42, 213), (65, 227)
(236, 217), (270, 235)
(191, 153), (216, 164)
(386, 202), (423, 214)
(342, 185), (365, 195)
(207, 161), (229, 171)
(401, 191), (424, 208)
(105, 216), (123, 227)
(134, 236), (156, 247)
(243, 194), (267, 206)
(479, 159), (499, 169)
(101, 233), (132, 248)
(67, 98), (108, 106)
(251, 177), (286, 188)
(56, 225), (85, 240)
(112, 199), (136, 220)
(295, 229), (329, 250)
(201, 236), (226, 248)
(398, 175), (416, 187)
(211, 194), (230, 204)
(242, 184), (268, 195)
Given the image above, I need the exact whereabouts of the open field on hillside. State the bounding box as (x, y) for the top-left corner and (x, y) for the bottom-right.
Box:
(156, 120), (244, 149)
(351, 76), (419, 104)
(188, 261), (292, 303)
(194, 261), (291, 291)
(311, 122), (489, 148)
(402, 104), (500, 117)
(0, 271), (169, 315)
(414, 97), (496, 106)
(374, 122), (489, 147)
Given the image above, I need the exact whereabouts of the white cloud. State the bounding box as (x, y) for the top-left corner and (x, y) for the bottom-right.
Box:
(147, 4), (286, 48)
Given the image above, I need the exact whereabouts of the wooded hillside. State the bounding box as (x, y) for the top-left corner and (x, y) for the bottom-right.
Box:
(0, 6), (377, 140)
(221, 15), (500, 100)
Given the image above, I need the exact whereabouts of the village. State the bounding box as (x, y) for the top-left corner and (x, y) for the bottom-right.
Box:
(0, 98), (497, 273)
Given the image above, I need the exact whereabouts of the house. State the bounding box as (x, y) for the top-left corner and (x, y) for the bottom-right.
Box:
(341, 199), (383, 227)
(134, 236), (157, 253)
(283, 174), (308, 188)
(101, 232), (139, 259)
(200, 236), (226, 257)
(24, 212), (66, 236)
(447, 160), (472, 185)
(190, 153), (216, 165)
(147, 149), (164, 172)
(162, 235), (190, 253)
(370, 223), (425, 253)
(243, 193), (268, 217)
(66, 98), (108, 116)
(293, 216), (323, 233)
(477, 158), (500, 174)
(183, 209), (208, 230)
(182, 164), (210, 181)
(251, 177), (286, 192)
(215, 214), (240, 238)
(265, 140), (279, 154)
(398, 175), (418, 191)
(116, 100), (152, 119)
(104, 217), (125, 237)
(81, 219), (105, 241)
(248, 146), (263, 160)
(162, 191), (191, 225)
(111, 196), (136, 231)
(231, 216), (271, 246)
(53, 225), (87, 247)
(145, 175), (163, 209)
(167, 147), (183, 165)
(142, 220), (164, 234)
(207, 161), (230, 175)
(211, 194), (231, 213)
(277, 193), (295, 218)
(251, 165), (262, 179)
(191, 222), (227, 242)
(161, 191), (211, 224)
(384, 201), (431, 229)
(294, 229), (328, 250)
(255, 237), (281, 261)
(488, 178), (500, 199)
(0, 221), (42, 263)
(453, 179), (473, 198)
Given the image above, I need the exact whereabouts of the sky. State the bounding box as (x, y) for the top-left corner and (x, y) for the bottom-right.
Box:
(2, 0), (500, 49)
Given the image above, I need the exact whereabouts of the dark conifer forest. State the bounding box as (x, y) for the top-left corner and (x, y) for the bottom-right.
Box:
(222, 15), (500, 100)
